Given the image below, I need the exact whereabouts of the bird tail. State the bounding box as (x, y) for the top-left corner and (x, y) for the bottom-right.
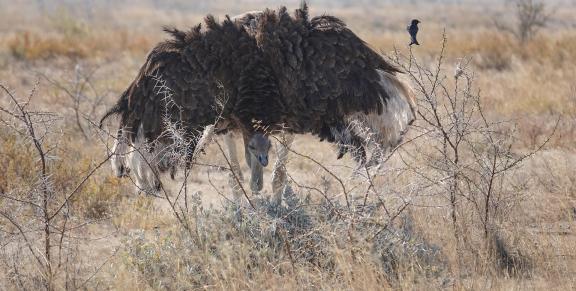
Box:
(99, 89), (128, 128)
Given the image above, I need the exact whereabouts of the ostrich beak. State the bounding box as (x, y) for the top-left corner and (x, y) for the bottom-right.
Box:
(257, 154), (269, 167)
(117, 165), (130, 177)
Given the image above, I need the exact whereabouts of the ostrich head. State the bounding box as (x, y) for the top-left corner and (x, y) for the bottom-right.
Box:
(242, 131), (271, 193)
(111, 128), (129, 178)
(246, 132), (271, 167)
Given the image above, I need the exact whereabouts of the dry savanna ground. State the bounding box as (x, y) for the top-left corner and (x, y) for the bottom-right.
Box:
(1, 0), (575, 290)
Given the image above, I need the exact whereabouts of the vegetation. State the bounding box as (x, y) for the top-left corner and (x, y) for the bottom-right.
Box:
(0, 1), (575, 290)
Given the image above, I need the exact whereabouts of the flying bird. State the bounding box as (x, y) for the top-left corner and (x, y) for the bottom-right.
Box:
(407, 19), (420, 46)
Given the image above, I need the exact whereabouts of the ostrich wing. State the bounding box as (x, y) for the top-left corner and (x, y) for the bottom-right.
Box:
(255, 6), (401, 132)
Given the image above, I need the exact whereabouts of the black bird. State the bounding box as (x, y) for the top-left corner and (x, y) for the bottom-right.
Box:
(407, 19), (420, 46)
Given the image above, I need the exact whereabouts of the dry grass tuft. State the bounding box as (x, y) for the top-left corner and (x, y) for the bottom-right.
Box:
(5, 30), (154, 61)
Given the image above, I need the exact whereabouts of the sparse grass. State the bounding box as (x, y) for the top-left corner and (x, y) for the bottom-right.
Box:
(0, 129), (128, 232)
(5, 30), (154, 61)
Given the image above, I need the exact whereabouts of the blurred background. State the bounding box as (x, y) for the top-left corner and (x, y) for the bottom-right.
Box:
(1, 0), (576, 124)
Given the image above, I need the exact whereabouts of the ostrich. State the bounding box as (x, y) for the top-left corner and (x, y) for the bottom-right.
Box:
(100, 7), (417, 204)
(227, 4), (417, 203)
(99, 16), (277, 196)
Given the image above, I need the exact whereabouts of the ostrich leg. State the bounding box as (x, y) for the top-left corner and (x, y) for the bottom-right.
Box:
(271, 133), (294, 205)
(223, 133), (244, 181)
(223, 132), (245, 202)
(111, 128), (129, 177)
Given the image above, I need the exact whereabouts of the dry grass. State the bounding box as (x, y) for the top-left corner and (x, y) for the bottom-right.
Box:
(5, 30), (154, 61)
(1, 1), (575, 290)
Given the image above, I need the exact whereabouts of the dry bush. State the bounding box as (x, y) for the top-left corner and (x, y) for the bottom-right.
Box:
(495, 0), (553, 43)
(389, 35), (559, 282)
(117, 188), (449, 289)
(4, 6), (153, 62)
(7, 31), (91, 61)
(0, 130), (124, 221)
(1, 3), (575, 288)
(93, 31), (570, 290)
(93, 58), (456, 289)
(0, 84), (124, 289)
(38, 62), (113, 139)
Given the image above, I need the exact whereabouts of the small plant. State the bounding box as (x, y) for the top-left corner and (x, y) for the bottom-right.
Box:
(7, 32), (90, 61)
(0, 84), (117, 289)
(392, 33), (555, 279)
(47, 7), (89, 38)
(494, 0), (553, 43)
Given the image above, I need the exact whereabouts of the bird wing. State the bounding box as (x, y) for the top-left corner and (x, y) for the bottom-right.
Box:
(255, 7), (401, 132)
(119, 34), (218, 145)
